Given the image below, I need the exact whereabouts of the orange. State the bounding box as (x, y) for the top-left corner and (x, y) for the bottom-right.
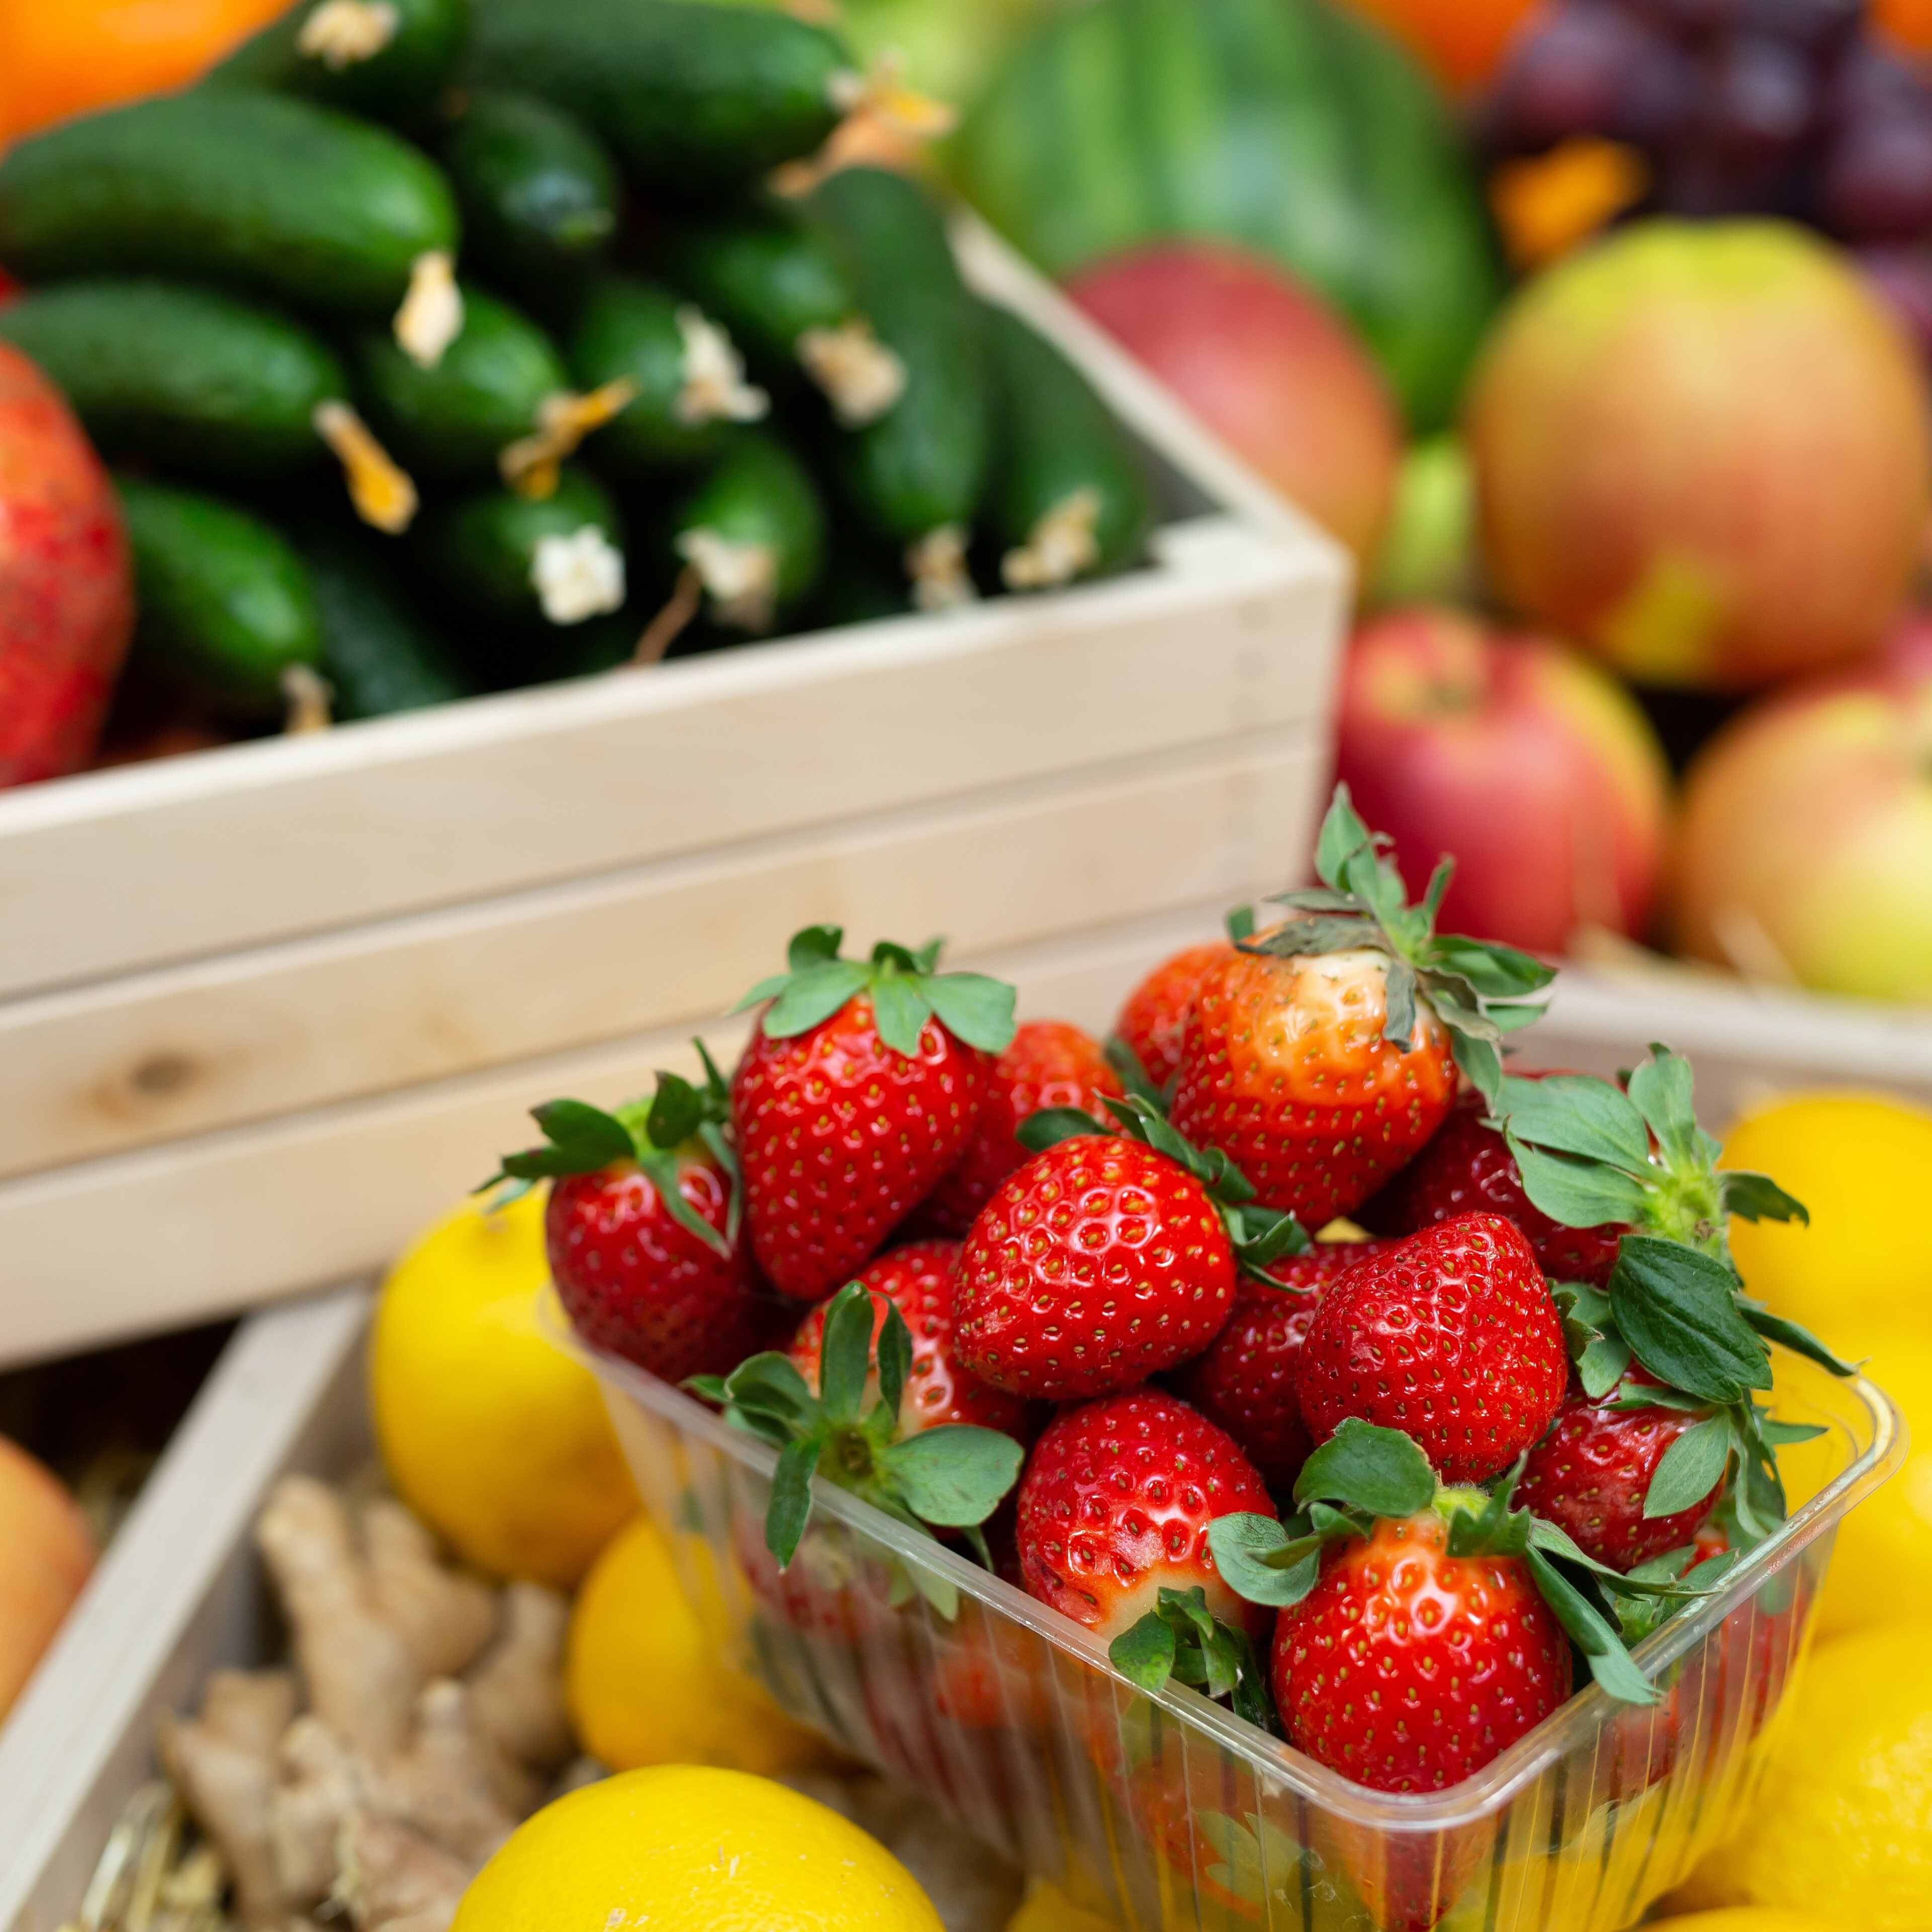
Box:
(1878, 0), (1932, 51)
(1341, 0), (1545, 95)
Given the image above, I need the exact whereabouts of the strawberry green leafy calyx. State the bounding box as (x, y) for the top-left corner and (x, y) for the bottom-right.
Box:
(1107, 1586), (1277, 1735)
(690, 1280), (1025, 1585)
(1246, 786), (1556, 1104)
(734, 924), (1018, 1058)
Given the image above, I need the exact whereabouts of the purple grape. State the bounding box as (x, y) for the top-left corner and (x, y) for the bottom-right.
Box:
(1856, 245), (1932, 357)
(1822, 112), (1932, 239)
(1705, 33), (1818, 169)
(1824, 40), (1932, 132)
(1614, 37), (1702, 143)
(1738, 0), (1864, 53)
(1626, 0), (1742, 42)
(1484, 3), (1655, 150)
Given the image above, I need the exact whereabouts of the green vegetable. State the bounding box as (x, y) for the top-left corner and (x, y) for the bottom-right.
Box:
(0, 91), (460, 318)
(981, 301), (1151, 591)
(210, 0), (469, 119)
(417, 466), (628, 629)
(669, 434), (827, 635)
(118, 476), (325, 719)
(0, 279), (347, 477)
(297, 522), (471, 718)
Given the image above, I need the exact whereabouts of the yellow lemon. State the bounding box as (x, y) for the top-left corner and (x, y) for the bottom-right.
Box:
(1722, 1093), (1932, 1353)
(1646, 1914), (1847, 1931)
(1006, 1878), (1121, 1932)
(369, 1190), (635, 1588)
(1725, 1624), (1932, 1931)
(453, 1765), (945, 1932)
(566, 1513), (826, 1776)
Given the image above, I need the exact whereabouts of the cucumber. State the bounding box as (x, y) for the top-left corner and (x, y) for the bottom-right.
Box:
(0, 279), (347, 477)
(356, 283), (571, 477)
(981, 303), (1152, 591)
(417, 466), (627, 628)
(117, 476), (324, 719)
(210, 0), (469, 119)
(459, 0), (851, 193)
(568, 276), (767, 471)
(803, 167), (990, 605)
(441, 91), (619, 294)
(663, 205), (904, 426)
(0, 92), (459, 317)
(668, 433), (826, 635)
(296, 522), (471, 718)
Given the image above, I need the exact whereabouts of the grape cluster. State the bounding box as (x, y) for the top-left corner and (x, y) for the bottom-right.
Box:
(1481, 0), (1932, 347)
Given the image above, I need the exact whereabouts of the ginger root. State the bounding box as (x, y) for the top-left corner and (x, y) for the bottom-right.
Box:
(334, 1814), (472, 1932)
(362, 1502), (498, 1682)
(366, 1682), (519, 1867)
(465, 1584), (574, 1779)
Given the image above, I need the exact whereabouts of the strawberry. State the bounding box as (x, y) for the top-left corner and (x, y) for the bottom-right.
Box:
(785, 1240), (1038, 1440)
(1174, 1238), (1401, 1491)
(1293, 1212), (1567, 1485)
(1112, 940), (1235, 1091)
(729, 926), (1016, 1302)
(483, 1056), (764, 1385)
(1170, 788), (1553, 1228)
(1515, 1372), (1729, 1571)
(1361, 1084), (1625, 1286)
(1015, 1388), (1275, 1648)
(922, 1020), (1123, 1236)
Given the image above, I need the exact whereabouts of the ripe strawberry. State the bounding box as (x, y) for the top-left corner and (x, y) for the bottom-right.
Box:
(1014, 1388), (1274, 1643)
(1294, 1213), (1567, 1484)
(1170, 788), (1552, 1228)
(923, 1020), (1123, 1236)
(1361, 1084), (1625, 1285)
(786, 1240), (1037, 1439)
(730, 927), (1015, 1301)
(484, 1065), (763, 1384)
(1112, 940), (1235, 1091)
(1515, 1374), (1728, 1571)
(1174, 1239), (1401, 1491)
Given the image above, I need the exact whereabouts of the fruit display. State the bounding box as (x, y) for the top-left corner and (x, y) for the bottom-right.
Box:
(0, 1433), (94, 1721)
(0, 0), (1158, 783)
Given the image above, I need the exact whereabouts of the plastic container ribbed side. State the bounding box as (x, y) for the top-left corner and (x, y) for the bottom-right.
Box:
(578, 1321), (1900, 1932)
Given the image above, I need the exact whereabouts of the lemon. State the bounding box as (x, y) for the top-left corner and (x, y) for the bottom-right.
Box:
(566, 1513), (826, 1776)
(1005, 1879), (1121, 1932)
(1645, 1914), (1845, 1931)
(452, 1765), (945, 1932)
(1724, 1625), (1932, 1931)
(369, 1190), (635, 1588)
(1722, 1093), (1932, 1353)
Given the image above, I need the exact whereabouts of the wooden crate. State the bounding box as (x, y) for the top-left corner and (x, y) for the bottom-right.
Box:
(0, 220), (1348, 1367)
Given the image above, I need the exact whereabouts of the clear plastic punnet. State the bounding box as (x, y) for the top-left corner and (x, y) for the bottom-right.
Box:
(572, 1309), (1899, 1932)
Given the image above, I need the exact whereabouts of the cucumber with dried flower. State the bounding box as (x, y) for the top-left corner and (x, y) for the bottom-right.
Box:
(417, 467), (627, 629)
(297, 523), (471, 718)
(458, 0), (852, 194)
(663, 206), (904, 427)
(210, 0), (469, 119)
(567, 276), (767, 472)
(667, 434), (826, 636)
(440, 91), (620, 295)
(118, 476), (325, 720)
(804, 167), (990, 609)
(982, 302), (1152, 591)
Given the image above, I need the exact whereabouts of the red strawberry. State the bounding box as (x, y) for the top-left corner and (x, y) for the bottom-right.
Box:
(1294, 1213), (1567, 1484)
(1113, 941), (1234, 1090)
(954, 1137), (1238, 1401)
(1361, 1084), (1625, 1285)
(1174, 1238), (1401, 1491)
(730, 928), (1015, 1301)
(785, 1240), (1038, 1439)
(1014, 1387), (1274, 1643)
(923, 1020), (1123, 1236)
(1515, 1374), (1728, 1571)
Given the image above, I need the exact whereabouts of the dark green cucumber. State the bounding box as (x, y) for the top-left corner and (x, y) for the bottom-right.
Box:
(417, 466), (627, 628)
(117, 476), (324, 718)
(210, 0), (469, 118)
(459, 0), (851, 193)
(0, 279), (347, 477)
(356, 284), (571, 476)
(669, 433), (826, 635)
(804, 168), (990, 592)
(441, 91), (619, 293)
(0, 92), (459, 317)
(981, 302), (1152, 591)
(296, 522), (471, 718)
(568, 276), (766, 471)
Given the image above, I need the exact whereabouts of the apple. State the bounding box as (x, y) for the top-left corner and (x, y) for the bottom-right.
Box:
(1334, 606), (1672, 955)
(0, 1435), (94, 1722)
(1065, 242), (1401, 573)
(1467, 219), (1932, 691)
(1669, 616), (1932, 1002)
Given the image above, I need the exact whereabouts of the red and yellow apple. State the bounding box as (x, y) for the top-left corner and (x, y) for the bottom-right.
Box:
(1066, 242), (1402, 573)
(0, 1434), (94, 1721)
(1670, 617), (1932, 1002)
(1335, 606), (1672, 955)
(1467, 219), (1932, 691)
